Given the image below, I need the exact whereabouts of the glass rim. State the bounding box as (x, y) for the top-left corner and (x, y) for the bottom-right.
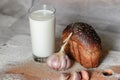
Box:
(28, 4), (56, 15)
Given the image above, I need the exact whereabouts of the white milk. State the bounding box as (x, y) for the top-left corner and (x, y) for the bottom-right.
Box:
(29, 10), (55, 57)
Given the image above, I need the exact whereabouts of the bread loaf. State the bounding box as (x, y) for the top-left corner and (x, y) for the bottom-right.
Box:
(62, 22), (102, 68)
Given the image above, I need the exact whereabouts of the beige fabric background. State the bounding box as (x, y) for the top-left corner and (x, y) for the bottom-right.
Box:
(0, 0), (120, 50)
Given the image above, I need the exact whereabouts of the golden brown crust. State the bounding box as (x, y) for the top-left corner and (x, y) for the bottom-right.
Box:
(62, 22), (102, 68)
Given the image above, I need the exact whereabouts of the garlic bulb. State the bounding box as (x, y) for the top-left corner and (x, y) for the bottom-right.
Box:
(60, 70), (89, 80)
(47, 33), (73, 71)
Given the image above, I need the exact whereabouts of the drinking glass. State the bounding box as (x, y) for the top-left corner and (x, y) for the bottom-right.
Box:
(29, 4), (56, 62)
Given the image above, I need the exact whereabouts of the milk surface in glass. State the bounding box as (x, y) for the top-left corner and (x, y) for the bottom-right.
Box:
(29, 10), (55, 58)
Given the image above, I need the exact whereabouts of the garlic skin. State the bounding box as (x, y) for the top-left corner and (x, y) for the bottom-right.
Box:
(81, 70), (89, 80)
(70, 72), (82, 80)
(60, 72), (81, 80)
(47, 52), (71, 70)
(60, 70), (89, 80)
(47, 33), (73, 71)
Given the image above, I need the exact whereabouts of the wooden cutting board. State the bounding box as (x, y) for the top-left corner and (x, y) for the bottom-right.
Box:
(0, 59), (118, 80)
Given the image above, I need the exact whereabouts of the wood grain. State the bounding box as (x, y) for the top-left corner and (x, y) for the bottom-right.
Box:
(0, 59), (118, 80)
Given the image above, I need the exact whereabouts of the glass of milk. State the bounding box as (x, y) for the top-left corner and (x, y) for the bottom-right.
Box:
(29, 4), (56, 62)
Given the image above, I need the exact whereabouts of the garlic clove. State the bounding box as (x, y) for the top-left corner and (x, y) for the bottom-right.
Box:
(81, 70), (89, 80)
(60, 72), (81, 80)
(60, 70), (89, 80)
(70, 72), (81, 80)
(66, 55), (72, 69)
(60, 73), (70, 80)
(60, 54), (67, 70)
